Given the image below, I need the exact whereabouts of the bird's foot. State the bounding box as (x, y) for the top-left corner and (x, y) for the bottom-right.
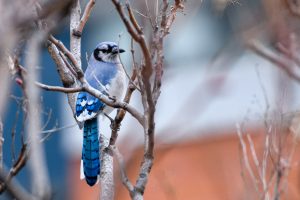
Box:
(104, 113), (113, 122)
(110, 121), (121, 132)
(104, 113), (120, 132)
(108, 95), (117, 102)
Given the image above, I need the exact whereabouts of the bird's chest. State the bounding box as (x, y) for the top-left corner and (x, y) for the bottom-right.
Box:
(107, 68), (126, 100)
(102, 68), (126, 115)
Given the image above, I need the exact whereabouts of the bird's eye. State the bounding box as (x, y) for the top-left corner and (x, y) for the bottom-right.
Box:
(101, 49), (108, 53)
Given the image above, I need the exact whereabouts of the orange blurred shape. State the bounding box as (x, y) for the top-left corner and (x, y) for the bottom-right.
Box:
(68, 129), (300, 200)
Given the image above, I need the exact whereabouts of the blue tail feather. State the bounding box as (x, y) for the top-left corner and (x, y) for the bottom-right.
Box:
(82, 117), (100, 186)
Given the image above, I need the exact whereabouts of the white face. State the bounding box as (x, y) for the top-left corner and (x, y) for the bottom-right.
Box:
(93, 43), (125, 63)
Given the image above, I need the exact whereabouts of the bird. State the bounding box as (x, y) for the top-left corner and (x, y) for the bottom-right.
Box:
(75, 41), (126, 186)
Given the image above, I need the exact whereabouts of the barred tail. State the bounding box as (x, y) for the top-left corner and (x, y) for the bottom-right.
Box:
(82, 117), (100, 186)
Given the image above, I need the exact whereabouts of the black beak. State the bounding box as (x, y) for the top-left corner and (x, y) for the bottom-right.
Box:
(118, 48), (125, 53)
(112, 47), (125, 54)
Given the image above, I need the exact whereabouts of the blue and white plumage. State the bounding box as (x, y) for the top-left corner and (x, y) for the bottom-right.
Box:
(75, 42), (126, 186)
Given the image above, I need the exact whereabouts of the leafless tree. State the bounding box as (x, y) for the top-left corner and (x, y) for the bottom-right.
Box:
(0, 0), (185, 200)
(236, 0), (300, 199)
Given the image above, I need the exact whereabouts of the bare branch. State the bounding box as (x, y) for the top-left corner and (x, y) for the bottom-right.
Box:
(58, 51), (78, 78)
(236, 123), (259, 192)
(24, 32), (51, 199)
(100, 136), (114, 200)
(286, 0), (300, 17)
(40, 124), (77, 142)
(0, 167), (34, 200)
(18, 54), (145, 127)
(26, 77), (145, 126)
(74, 0), (96, 36)
(164, 0), (184, 35)
(117, 34), (140, 91)
(110, 69), (137, 146)
(0, 118), (3, 169)
(126, 1), (143, 34)
(36, 82), (84, 93)
(69, 0), (85, 84)
(248, 40), (300, 82)
(0, 145), (28, 194)
(47, 43), (76, 85)
(0, 57), (13, 142)
(111, 145), (134, 194)
(110, 1), (185, 198)
(111, 0), (141, 41)
(48, 35), (83, 78)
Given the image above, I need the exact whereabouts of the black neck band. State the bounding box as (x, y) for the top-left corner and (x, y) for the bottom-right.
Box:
(93, 49), (103, 62)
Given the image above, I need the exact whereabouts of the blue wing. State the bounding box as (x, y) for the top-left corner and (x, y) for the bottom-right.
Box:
(75, 92), (104, 122)
(75, 58), (117, 122)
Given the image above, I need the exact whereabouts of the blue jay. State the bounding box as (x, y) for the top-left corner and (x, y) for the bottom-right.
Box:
(75, 42), (126, 186)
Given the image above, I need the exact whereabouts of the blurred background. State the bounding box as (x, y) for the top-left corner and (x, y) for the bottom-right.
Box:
(4, 0), (300, 199)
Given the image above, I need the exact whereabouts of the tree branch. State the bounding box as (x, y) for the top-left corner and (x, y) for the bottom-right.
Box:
(111, 145), (134, 194)
(100, 136), (114, 200)
(126, 1), (143, 34)
(0, 167), (34, 200)
(24, 31), (51, 199)
(111, 0), (141, 41)
(36, 82), (84, 93)
(109, 1), (184, 198)
(48, 35), (83, 78)
(0, 145), (28, 194)
(248, 40), (300, 82)
(0, 118), (3, 170)
(26, 79), (144, 127)
(73, 0), (96, 37)
(286, 0), (300, 17)
(163, 0), (184, 36)
(109, 69), (137, 146)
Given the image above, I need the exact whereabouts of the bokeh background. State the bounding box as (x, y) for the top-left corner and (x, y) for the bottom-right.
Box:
(4, 0), (300, 199)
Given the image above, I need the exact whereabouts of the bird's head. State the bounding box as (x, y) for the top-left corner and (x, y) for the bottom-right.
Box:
(93, 41), (125, 63)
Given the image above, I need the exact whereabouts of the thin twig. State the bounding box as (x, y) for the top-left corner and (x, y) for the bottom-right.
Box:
(126, 1), (143, 34)
(34, 80), (144, 126)
(0, 118), (3, 169)
(286, 0), (300, 17)
(109, 1), (184, 198)
(11, 103), (22, 162)
(47, 42), (76, 87)
(117, 34), (140, 91)
(163, 0), (184, 36)
(36, 82), (84, 93)
(58, 51), (78, 78)
(40, 123), (77, 142)
(144, 0), (156, 29)
(73, 0), (96, 37)
(49, 35), (83, 78)
(249, 40), (300, 82)
(111, 145), (134, 194)
(246, 134), (260, 168)
(109, 69), (137, 146)
(17, 61), (144, 127)
(0, 166), (34, 200)
(0, 144), (28, 194)
(41, 109), (53, 130)
(111, 0), (140, 41)
(236, 123), (259, 192)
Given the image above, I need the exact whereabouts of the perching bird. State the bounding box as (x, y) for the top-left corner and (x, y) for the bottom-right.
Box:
(75, 42), (126, 186)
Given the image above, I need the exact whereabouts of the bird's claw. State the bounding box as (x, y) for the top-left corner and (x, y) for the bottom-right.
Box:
(104, 113), (113, 122)
(108, 95), (117, 102)
(110, 121), (120, 132)
(103, 113), (120, 131)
